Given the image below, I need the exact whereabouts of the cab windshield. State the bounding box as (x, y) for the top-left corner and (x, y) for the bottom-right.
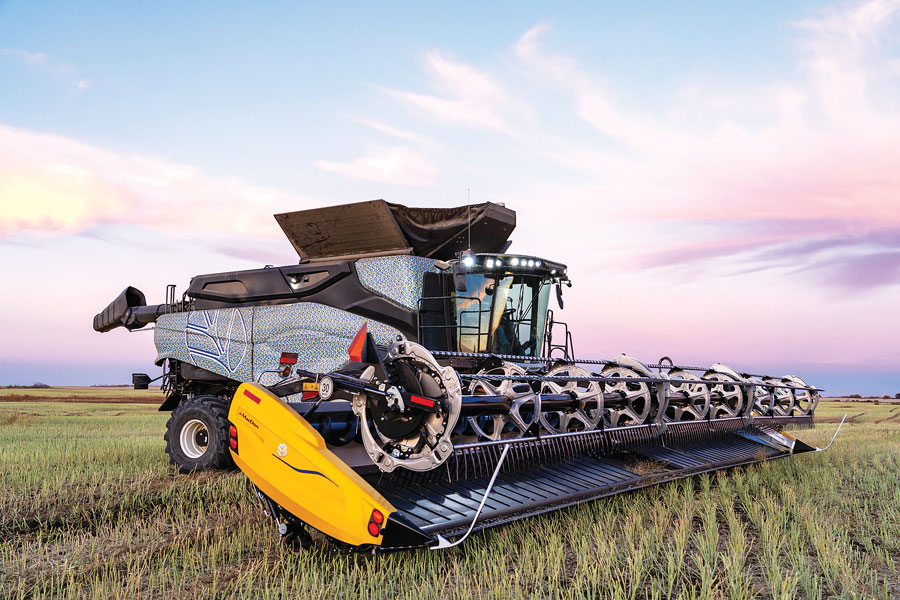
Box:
(453, 273), (551, 357)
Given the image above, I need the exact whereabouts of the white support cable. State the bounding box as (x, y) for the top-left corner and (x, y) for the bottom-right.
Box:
(817, 414), (846, 451)
(431, 444), (511, 550)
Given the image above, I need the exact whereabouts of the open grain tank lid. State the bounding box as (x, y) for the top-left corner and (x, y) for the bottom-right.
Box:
(274, 200), (516, 260)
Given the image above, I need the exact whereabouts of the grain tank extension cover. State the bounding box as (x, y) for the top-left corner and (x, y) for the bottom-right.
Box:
(274, 200), (515, 260)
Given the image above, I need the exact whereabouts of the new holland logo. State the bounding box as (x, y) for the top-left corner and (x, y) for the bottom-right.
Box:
(276, 443), (287, 458)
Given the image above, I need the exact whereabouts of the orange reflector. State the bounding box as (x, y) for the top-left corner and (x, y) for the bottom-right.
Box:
(371, 509), (384, 524)
(348, 323), (368, 362)
(229, 425), (237, 438)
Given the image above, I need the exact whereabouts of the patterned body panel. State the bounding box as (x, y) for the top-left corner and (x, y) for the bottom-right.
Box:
(355, 255), (438, 311)
(155, 308), (255, 383)
(249, 303), (399, 384)
(154, 302), (402, 385)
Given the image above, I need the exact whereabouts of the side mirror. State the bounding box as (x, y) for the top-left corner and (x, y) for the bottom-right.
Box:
(132, 373), (151, 390)
(555, 283), (564, 309)
(452, 263), (468, 292)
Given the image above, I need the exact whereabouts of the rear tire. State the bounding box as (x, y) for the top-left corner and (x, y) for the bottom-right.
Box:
(165, 395), (235, 473)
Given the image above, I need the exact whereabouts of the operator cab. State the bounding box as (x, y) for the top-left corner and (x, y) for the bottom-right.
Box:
(418, 252), (569, 359)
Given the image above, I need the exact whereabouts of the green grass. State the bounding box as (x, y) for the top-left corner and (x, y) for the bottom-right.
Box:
(1, 400), (898, 599)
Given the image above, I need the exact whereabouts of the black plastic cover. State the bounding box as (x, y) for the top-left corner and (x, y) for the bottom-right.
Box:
(274, 200), (516, 260)
(378, 512), (435, 550)
(387, 202), (515, 259)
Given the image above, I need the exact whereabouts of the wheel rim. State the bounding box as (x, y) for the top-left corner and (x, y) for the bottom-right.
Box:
(601, 364), (653, 427)
(747, 377), (774, 416)
(784, 375), (818, 415)
(705, 371), (744, 418)
(765, 376), (795, 415)
(180, 418), (209, 459)
(467, 363), (532, 441)
(666, 369), (710, 422)
(539, 365), (603, 433)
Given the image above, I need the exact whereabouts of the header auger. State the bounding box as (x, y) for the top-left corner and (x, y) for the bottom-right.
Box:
(94, 200), (835, 551)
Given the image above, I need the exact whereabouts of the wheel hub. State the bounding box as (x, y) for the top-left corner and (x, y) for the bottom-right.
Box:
(353, 339), (461, 472)
(180, 418), (209, 459)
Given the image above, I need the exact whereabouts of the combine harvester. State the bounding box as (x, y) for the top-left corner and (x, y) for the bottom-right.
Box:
(95, 201), (838, 551)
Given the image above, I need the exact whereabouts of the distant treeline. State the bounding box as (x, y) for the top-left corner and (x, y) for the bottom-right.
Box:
(0, 382), (51, 389)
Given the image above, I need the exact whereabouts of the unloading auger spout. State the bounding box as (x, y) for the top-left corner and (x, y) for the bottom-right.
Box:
(92, 200), (831, 551)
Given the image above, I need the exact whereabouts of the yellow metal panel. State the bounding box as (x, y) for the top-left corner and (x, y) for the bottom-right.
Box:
(228, 383), (395, 548)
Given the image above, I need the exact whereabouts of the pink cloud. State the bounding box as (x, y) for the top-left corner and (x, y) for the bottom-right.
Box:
(638, 225), (900, 290)
(0, 123), (314, 241)
(795, 0), (900, 42)
(823, 250), (900, 288)
(502, 4), (900, 291)
(382, 52), (530, 134)
(341, 115), (435, 146)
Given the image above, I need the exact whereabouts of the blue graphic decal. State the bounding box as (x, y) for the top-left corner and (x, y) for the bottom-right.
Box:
(272, 454), (338, 487)
(184, 309), (249, 375)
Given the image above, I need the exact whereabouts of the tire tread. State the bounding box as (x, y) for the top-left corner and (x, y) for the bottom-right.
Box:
(164, 395), (235, 473)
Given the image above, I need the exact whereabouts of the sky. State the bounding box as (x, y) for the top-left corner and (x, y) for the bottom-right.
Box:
(1, 0), (899, 395)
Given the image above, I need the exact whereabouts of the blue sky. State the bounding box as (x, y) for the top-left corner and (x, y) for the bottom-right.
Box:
(2, 0), (900, 395)
(1, 1), (822, 185)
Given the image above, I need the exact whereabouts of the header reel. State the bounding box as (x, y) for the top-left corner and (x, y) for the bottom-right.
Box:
(303, 336), (821, 460)
(230, 340), (830, 552)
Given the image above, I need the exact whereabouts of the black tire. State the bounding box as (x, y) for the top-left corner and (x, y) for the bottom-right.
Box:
(164, 395), (235, 473)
